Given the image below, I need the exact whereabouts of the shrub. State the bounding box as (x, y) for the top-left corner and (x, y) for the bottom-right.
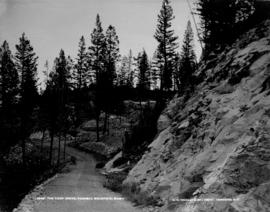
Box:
(103, 172), (127, 192)
(122, 182), (161, 206)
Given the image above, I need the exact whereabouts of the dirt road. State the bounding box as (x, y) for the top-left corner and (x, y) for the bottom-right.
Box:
(15, 147), (141, 212)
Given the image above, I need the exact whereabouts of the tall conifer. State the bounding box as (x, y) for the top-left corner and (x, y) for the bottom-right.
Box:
(154, 0), (178, 91)
(15, 33), (38, 164)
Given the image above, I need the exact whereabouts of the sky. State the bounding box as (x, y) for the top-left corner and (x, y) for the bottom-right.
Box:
(0, 0), (201, 80)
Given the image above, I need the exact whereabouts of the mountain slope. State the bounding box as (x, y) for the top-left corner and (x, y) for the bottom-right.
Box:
(124, 20), (270, 212)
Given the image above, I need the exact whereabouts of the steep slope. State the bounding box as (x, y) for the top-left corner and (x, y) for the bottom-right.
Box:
(124, 20), (270, 212)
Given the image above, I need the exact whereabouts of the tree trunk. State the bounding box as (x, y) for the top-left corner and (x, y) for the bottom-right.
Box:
(49, 131), (54, 166)
(63, 134), (67, 161)
(22, 139), (26, 166)
(21, 118), (27, 166)
(107, 117), (110, 135)
(40, 130), (45, 156)
(57, 134), (61, 166)
(96, 114), (100, 142)
(103, 112), (108, 135)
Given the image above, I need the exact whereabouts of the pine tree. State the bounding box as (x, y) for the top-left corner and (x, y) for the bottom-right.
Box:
(196, 0), (255, 55)
(15, 33), (38, 165)
(0, 41), (20, 149)
(74, 36), (89, 90)
(42, 60), (50, 87)
(172, 52), (180, 91)
(74, 37), (88, 124)
(0, 41), (19, 109)
(137, 50), (150, 90)
(178, 21), (197, 93)
(105, 25), (120, 86)
(54, 50), (70, 104)
(150, 49), (162, 90)
(127, 50), (134, 88)
(117, 50), (134, 88)
(117, 55), (129, 86)
(55, 50), (70, 165)
(46, 49), (71, 165)
(102, 25), (120, 134)
(89, 14), (106, 85)
(154, 0), (178, 91)
(117, 54), (134, 87)
(15, 33), (38, 108)
(43, 69), (58, 166)
(89, 14), (106, 142)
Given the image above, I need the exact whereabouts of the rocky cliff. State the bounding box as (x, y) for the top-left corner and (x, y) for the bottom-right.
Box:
(124, 20), (270, 212)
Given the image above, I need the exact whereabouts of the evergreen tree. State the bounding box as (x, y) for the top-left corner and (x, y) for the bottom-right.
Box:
(172, 52), (180, 91)
(0, 41), (19, 109)
(178, 21), (197, 92)
(89, 14), (106, 84)
(105, 25), (120, 86)
(154, 0), (178, 91)
(42, 60), (50, 88)
(54, 50), (70, 105)
(117, 50), (134, 87)
(150, 49), (162, 90)
(15, 33), (38, 109)
(88, 14), (106, 142)
(74, 36), (89, 90)
(137, 50), (150, 90)
(55, 50), (70, 165)
(196, 0), (255, 55)
(45, 49), (71, 165)
(74, 38), (88, 124)
(117, 55), (134, 87)
(0, 41), (20, 149)
(127, 50), (134, 88)
(43, 69), (58, 165)
(102, 25), (120, 134)
(117, 56), (128, 86)
(15, 33), (38, 165)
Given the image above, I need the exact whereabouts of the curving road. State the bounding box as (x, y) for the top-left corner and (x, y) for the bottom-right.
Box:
(22, 147), (141, 212)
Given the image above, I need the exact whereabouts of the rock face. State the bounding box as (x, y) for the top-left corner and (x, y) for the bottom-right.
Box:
(124, 20), (270, 212)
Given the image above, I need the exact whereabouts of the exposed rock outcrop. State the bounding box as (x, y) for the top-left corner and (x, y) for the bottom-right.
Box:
(124, 20), (270, 212)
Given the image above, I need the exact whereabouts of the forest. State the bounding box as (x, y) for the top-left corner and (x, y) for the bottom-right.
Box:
(0, 0), (269, 211)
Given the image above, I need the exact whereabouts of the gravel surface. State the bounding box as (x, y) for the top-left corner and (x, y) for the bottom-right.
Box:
(14, 147), (141, 212)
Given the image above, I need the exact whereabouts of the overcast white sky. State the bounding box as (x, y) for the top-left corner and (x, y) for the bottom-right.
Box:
(0, 0), (201, 79)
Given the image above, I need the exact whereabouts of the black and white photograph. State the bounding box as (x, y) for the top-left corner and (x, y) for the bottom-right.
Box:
(0, 0), (270, 211)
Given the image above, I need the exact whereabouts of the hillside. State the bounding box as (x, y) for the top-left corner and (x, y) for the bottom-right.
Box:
(123, 20), (270, 212)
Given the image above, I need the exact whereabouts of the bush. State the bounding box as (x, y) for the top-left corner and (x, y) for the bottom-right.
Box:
(122, 182), (161, 206)
(103, 172), (127, 192)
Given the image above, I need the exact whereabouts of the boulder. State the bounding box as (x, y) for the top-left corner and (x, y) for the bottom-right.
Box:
(157, 115), (171, 132)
